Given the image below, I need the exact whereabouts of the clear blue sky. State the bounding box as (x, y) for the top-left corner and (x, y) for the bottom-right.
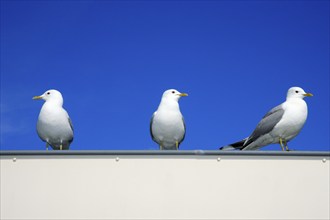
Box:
(1, 0), (329, 151)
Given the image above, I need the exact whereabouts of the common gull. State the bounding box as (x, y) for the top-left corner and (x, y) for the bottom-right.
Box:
(150, 89), (188, 150)
(220, 87), (313, 151)
(33, 89), (74, 150)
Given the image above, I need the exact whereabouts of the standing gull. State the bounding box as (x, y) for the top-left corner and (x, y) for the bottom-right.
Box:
(220, 87), (313, 151)
(33, 89), (74, 150)
(150, 89), (188, 150)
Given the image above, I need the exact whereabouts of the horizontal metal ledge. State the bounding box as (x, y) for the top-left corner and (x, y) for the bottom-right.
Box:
(0, 150), (329, 157)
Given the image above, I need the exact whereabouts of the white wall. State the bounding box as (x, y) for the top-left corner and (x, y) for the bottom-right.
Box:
(1, 151), (329, 219)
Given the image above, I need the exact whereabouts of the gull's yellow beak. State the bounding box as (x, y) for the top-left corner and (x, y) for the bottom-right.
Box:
(179, 93), (188, 97)
(32, 96), (42, 100)
(304, 93), (313, 97)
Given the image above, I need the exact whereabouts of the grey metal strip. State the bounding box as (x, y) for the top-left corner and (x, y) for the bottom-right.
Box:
(1, 150), (329, 157)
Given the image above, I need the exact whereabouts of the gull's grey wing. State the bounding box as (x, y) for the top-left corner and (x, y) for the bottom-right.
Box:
(68, 117), (74, 143)
(150, 112), (156, 141)
(68, 117), (74, 132)
(178, 116), (186, 147)
(63, 109), (74, 133)
(244, 104), (285, 146)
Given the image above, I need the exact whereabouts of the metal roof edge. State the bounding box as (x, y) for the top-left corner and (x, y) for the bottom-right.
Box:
(0, 150), (329, 157)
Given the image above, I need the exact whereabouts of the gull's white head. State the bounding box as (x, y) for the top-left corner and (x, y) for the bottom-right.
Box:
(286, 87), (313, 100)
(161, 89), (188, 102)
(33, 89), (64, 106)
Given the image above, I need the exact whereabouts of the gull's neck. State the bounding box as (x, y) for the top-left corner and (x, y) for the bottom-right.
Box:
(286, 96), (305, 103)
(158, 98), (180, 111)
(44, 99), (63, 107)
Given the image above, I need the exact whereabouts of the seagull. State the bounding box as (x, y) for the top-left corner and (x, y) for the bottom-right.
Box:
(33, 89), (74, 150)
(220, 87), (313, 151)
(150, 89), (188, 150)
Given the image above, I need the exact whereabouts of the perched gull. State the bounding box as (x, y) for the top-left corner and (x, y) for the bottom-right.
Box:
(220, 87), (313, 151)
(33, 89), (74, 150)
(150, 89), (188, 150)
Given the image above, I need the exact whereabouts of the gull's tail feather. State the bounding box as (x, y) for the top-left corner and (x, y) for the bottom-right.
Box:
(219, 139), (247, 150)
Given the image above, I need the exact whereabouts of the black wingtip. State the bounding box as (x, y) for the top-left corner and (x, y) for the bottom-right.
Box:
(219, 139), (246, 151)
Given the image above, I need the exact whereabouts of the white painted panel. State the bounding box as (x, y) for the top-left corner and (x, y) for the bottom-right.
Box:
(1, 153), (329, 219)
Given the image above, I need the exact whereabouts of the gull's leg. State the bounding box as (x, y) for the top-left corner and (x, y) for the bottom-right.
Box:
(159, 142), (163, 150)
(46, 143), (49, 151)
(279, 138), (285, 151)
(175, 141), (179, 150)
(284, 139), (290, 151)
(60, 140), (63, 150)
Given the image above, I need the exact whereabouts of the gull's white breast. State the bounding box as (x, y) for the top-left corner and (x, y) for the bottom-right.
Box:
(152, 109), (185, 147)
(37, 103), (73, 146)
(272, 99), (308, 141)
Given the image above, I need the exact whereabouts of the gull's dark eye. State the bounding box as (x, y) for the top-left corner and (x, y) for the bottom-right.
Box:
(172, 91), (175, 94)
(47, 92), (50, 95)
(295, 91), (299, 93)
